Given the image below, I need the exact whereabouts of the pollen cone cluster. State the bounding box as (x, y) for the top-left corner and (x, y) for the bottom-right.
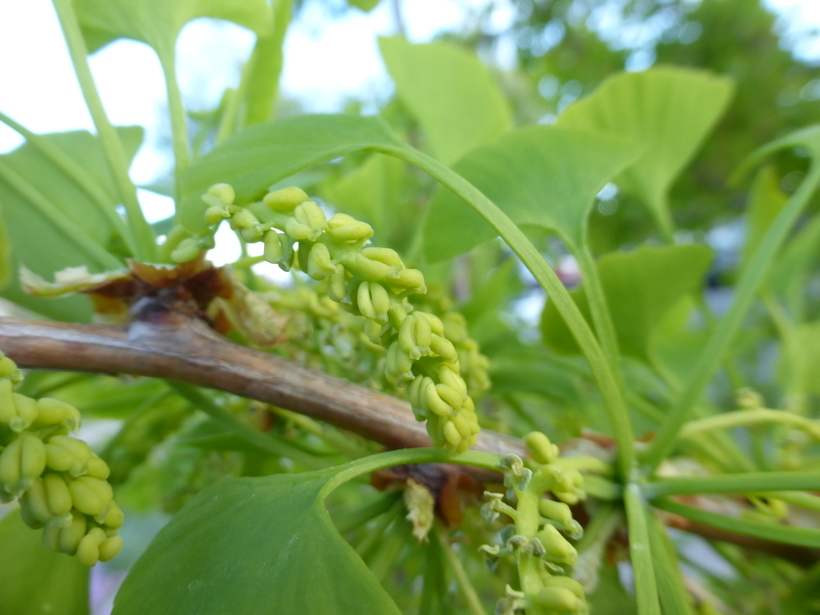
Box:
(0, 352), (123, 566)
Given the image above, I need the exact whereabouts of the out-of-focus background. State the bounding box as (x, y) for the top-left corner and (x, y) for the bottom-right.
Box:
(1, 0), (818, 268)
(1, 1), (819, 612)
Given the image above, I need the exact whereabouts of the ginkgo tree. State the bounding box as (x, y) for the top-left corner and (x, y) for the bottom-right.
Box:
(1, 1), (820, 614)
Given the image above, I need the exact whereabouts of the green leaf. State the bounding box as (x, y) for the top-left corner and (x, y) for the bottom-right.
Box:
(0, 199), (11, 289)
(557, 68), (734, 237)
(791, 321), (820, 396)
(348, 0), (381, 12)
(0, 512), (89, 615)
(741, 166), (788, 270)
(323, 153), (409, 242)
(379, 37), (512, 166)
(653, 498), (820, 548)
(424, 125), (642, 262)
(180, 114), (403, 232)
(0, 127), (143, 321)
(541, 245), (713, 362)
(74, 0), (272, 60)
(112, 470), (402, 615)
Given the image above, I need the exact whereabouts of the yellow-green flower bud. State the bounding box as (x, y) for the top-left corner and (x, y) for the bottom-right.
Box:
(207, 183), (235, 205)
(384, 342), (414, 384)
(328, 220), (374, 242)
(543, 575), (585, 599)
(539, 499), (574, 527)
(9, 393), (38, 432)
(45, 435), (92, 477)
(347, 252), (396, 281)
(102, 502), (125, 530)
(534, 586), (583, 613)
(361, 247), (404, 268)
(264, 186), (308, 212)
(430, 335), (457, 363)
(524, 432), (559, 465)
(294, 201), (327, 231)
(43, 473), (73, 516)
(34, 398), (82, 432)
(0, 434), (46, 493)
(55, 510), (87, 555)
(0, 355), (19, 380)
(0, 378), (14, 424)
(356, 281), (377, 320)
(285, 218), (317, 242)
(536, 524), (577, 564)
(21, 477), (52, 526)
(307, 243), (336, 280)
(442, 420), (461, 448)
(390, 268), (425, 291)
(327, 265), (348, 303)
(424, 382), (454, 417)
(399, 315), (422, 360)
(204, 205), (229, 226)
(171, 237), (201, 264)
(99, 535), (123, 563)
(68, 476), (114, 517)
(230, 210), (259, 232)
(86, 456), (111, 481)
(368, 282), (390, 322)
(78, 527), (107, 567)
(263, 231), (285, 263)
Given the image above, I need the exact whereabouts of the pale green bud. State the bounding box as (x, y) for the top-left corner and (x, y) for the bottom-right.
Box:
(21, 477), (52, 525)
(536, 524), (577, 564)
(0, 434), (46, 492)
(327, 265), (348, 303)
(230, 210), (260, 232)
(68, 476), (113, 517)
(9, 393), (38, 432)
(534, 587), (583, 613)
(539, 499), (574, 527)
(399, 315), (422, 360)
(171, 237), (201, 264)
(86, 456), (111, 481)
(78, 527), (106, 567)
(368, 282), (390, 323)
(356, 281), (377, 320)
(263, 231), (285, 263)
(264, 186), (309, 212)
(417, 312), (444, 336)
(0, 379), (14, 423)
(0, 355), (18, 380)
(524, 431), (559, 465)
(543, 575), (585, 600)
(347, 252), (396, 281)
(328, 221), (374, 242)
(361, 247), (404, 268)
(43, 473), (73, 516)
(98, 535), (123, 563)
(58, 511), (87, 555)
(390, 268), (425, 291)
(34, 398), (81, 432)
(294, 201), (327, 231)
(327, 213), (356, 229)
(102, 502), (125, 530)
(442, 420), (461, 448)
(424, 382), (453, 417)
(307, 242), (336, 280)
(45, 435), (92, 477)
(207, 183), (235, 205)
(285, 218), (319, 242)
(204, 205), (229, 226)
(430, 335), (457, 363)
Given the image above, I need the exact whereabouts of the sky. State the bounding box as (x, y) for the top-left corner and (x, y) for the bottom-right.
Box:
(0, 0), (817, 265)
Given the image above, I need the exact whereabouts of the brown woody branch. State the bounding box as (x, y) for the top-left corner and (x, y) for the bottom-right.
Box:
(2, 316), (818, 567)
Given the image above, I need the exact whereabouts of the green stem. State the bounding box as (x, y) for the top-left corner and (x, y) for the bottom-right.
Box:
(0, 111), (137, 256)
(438, 527), (488, 615)
(380, 143), (635, 477)
(575, 244), (623, 386)
(624, 484), (662, 615)
(644, 472), (820, 499)
(514, 486), (547, 614)
(51, 0), (155, 261)
(242, 0), (295, 126)
(356, 497), (405, 560)
(168, 381), (328, 470)
(0, 159), (122, 269)
(646, 513), (693, 615)
(653, 497), (820, 548)
(158, 53), (191, 201)
(643, 163), (820, 471)
(271, 406), (369, 459)
(752, 491), (820, 512)
(680, 409), (820, 441)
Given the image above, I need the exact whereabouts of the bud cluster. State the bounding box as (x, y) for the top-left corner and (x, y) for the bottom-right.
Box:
(480, 432), (588, 615)
(0, 352), (123, 567)
(181, 184), (483, 452)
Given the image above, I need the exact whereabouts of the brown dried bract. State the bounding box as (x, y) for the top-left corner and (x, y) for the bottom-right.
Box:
(371, 463), (483, 528)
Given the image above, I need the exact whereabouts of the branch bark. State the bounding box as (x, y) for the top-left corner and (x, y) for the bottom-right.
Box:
(0, 316), (523, 457)
(2, 316), (817, 567)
